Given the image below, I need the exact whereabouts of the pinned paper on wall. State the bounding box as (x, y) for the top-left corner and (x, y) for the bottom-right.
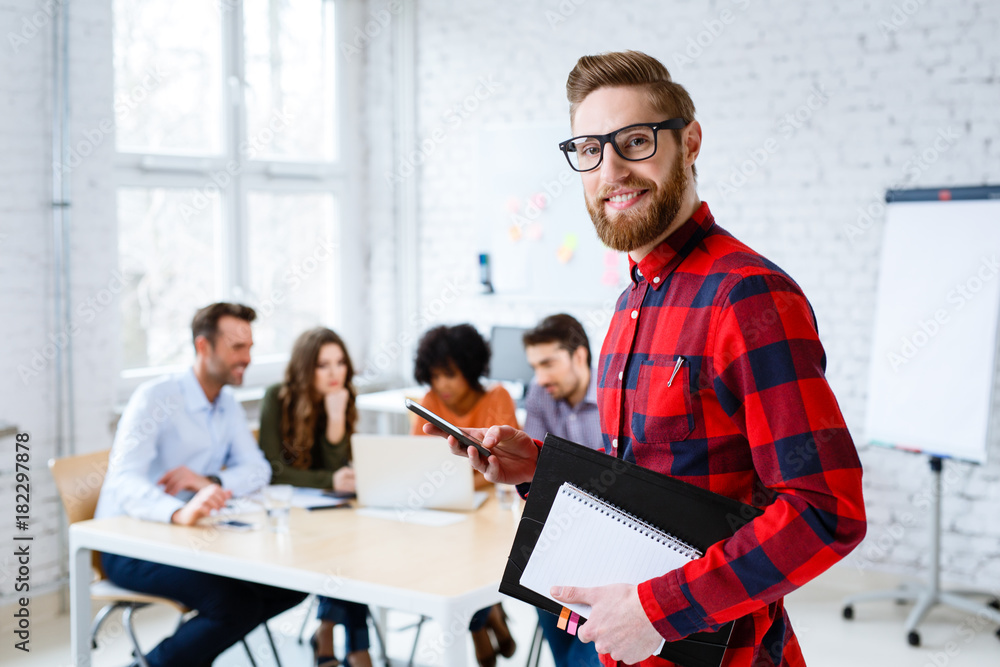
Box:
(478, 122), (629, 301)
(557, 233), (579, 264)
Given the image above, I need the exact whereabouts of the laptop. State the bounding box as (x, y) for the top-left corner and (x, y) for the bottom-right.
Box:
(352, 434), (489, 512)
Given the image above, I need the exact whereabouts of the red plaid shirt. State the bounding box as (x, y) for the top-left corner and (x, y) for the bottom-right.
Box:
(596, 202), (866, 667)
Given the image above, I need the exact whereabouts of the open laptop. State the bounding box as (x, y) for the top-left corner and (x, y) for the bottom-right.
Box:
(352, 434), (489, 512)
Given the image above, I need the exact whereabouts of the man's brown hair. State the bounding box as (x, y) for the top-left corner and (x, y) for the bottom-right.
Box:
(190, 302), (257, 346)
(523, 314), (592, 368)
(566, 50), (697, 177)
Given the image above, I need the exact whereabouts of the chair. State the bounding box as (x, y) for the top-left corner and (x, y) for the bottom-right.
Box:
(49, 449), (284, 667)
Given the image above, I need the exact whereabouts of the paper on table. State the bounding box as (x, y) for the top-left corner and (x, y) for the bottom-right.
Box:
(519, 483), (700, 617)
(355, 507), (467, 527)
(291, 487), (351, 509)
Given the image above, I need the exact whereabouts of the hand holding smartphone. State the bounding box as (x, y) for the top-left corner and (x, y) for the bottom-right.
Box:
(404, 398), (493, 460)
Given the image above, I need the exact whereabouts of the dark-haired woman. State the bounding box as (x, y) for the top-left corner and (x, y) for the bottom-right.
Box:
(259, 327), (372, 667)
(410, 324), (518, 667)
(410, 324), (518, 438)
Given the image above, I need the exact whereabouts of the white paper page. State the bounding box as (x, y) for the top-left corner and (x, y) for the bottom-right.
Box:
(520, 484), (697, 617)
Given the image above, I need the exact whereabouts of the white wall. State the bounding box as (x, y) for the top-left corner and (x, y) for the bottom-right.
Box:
(370, 0), (1000, 589)
(0, 0), (117, 601)
(1, 0), (998, 606)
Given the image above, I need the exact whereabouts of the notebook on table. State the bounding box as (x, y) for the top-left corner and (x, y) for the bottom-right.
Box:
(500, 434), (763, 667)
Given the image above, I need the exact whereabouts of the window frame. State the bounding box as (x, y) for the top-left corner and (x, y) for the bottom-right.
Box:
(113, 0), (364, 402)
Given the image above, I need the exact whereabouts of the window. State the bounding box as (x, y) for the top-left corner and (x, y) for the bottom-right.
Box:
(113, 0), (355, 388)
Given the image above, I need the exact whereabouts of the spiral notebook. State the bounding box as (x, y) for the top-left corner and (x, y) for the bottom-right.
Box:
(520, 482), (701, 617)
(500, 434), (763, 667)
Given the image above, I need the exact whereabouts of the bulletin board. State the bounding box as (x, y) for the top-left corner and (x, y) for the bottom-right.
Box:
(477, 123), (629, 303)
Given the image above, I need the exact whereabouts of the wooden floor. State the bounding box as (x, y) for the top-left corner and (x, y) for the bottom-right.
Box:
(2, 566), (998, 666)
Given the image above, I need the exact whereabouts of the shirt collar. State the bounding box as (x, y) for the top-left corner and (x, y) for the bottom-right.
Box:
(628, 201), (714, 289)
(180, 367), (221, 413)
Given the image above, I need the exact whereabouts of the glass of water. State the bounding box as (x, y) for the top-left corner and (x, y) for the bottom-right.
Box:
(263, 484), (293, 533)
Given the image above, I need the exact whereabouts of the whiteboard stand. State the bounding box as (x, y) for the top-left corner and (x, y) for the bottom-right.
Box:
(841, 456), (1000, 646)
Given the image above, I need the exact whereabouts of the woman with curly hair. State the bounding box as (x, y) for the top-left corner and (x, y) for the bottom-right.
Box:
(410, 324), (518, 438)
(411, 324), (518, 667)
(258, 327), (372, 667)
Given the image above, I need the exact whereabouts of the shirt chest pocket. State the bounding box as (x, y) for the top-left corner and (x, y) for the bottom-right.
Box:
(631, 358), (694, 444)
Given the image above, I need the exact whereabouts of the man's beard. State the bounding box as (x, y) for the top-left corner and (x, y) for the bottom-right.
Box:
(587, 151), (688, 253)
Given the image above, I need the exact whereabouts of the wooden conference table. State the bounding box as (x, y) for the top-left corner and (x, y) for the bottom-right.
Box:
(69, 494), (522, 666)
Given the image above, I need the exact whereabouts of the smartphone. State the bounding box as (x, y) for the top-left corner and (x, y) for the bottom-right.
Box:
(217, 519), (256, 531)
(404, 398), (493, 459)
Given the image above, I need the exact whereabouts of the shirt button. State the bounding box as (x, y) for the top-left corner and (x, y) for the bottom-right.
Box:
(612, 439), (618, 449)
(631, 310), (638, 319)
(653, 276), (660, 284)
(618, 371), (623, 380)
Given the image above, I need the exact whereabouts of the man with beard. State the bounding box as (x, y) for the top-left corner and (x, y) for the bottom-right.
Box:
(96, 302), (306, 667)
(521, 313), (602, 667)
(426, 51), (866, 666)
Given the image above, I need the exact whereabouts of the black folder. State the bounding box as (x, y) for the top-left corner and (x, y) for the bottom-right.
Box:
(500, 434), (763, 667)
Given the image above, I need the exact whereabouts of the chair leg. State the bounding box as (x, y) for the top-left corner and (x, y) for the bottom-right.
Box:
(408, 615), (427, 667)
(242, 637), (259, 667)
(263, 622), (283, 667)
(297, 594), (318, 644)
(525, 621), (545, 667)
(368, 612), (390, 667)
(122, 604), (151, 667)
(90, 602), (120, 649)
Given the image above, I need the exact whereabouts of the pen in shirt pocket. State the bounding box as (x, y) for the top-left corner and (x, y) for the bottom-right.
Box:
(667, 356), (686, 387)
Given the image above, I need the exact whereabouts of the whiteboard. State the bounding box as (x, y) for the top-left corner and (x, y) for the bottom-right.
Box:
(864, 195), (1000, 463)
(477, 123), (629, 303)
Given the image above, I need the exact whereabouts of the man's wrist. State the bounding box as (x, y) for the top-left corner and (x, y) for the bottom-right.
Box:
(206, 474), (222, 487)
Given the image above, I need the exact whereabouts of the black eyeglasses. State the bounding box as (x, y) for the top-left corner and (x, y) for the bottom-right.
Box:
(558, 118), (688, 172)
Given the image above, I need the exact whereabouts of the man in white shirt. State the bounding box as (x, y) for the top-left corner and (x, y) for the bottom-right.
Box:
(96, 302), (306, 667)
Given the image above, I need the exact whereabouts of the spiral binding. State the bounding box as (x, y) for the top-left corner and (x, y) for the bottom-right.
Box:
(561, 483), (702, 560)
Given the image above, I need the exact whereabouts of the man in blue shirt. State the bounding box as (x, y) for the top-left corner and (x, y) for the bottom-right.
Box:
(522, 314), (602, 667)
(96, 302), (306, 667)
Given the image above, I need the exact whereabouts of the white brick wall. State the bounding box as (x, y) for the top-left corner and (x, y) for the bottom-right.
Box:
(370, 0), (1000, 589)
(0, 0), (116, 603)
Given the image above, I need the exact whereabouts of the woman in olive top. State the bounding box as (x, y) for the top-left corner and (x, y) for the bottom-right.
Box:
(259, 327), (371, 667)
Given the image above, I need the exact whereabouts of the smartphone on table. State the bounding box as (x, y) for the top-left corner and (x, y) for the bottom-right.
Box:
(404, 398), (494, 460)
(216, 519), (257, 531)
